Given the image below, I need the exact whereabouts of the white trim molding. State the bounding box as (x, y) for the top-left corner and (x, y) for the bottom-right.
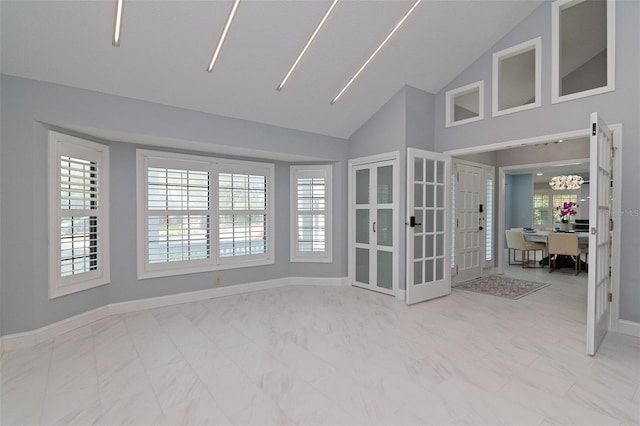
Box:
(0, 277), (348, 353)
(616, 320), (640, 338)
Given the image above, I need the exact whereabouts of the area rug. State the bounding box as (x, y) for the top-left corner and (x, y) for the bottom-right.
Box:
(453, 275), (550, 300)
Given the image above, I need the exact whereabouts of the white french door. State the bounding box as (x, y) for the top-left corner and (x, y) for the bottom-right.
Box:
(351, 157), (398, 295)
(406, 148), (452, 305)
(587, 112), (613, 356)
(455, 163), (483, 282)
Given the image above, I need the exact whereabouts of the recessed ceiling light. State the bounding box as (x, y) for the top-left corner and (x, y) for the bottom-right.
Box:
(277, 0), (339, 92)
(112, 0), (125, 46)
(537, 173), (543, 176)
(330, 0), (422, 104)
(207, 0), (241, 73)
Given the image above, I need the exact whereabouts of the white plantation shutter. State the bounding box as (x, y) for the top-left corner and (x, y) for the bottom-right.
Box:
(485, 177), (493, 263)
(290, 165), (332, 262)
(146, 166), (211, 264)
(49, 132), (110, 298)
(218, 169), (270, 262)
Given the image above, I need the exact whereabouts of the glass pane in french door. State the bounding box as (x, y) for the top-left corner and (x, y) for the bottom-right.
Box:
(355, 247), (369, 284)
(356, 169), (369, 205)
(377, 209), (392, 246)
(355, 210), (369, 244)
(377, 165), (393, 204)
(377, 250), (392, 289)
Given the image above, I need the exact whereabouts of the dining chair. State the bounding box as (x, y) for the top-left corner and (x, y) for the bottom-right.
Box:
(505, 230), (546, 268)
(548, 233), (581, 275)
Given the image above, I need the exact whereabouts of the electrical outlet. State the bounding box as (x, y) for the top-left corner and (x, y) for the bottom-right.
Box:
(215, 276), (222, 286)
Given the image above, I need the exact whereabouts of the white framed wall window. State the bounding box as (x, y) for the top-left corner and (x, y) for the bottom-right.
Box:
(492, 37), (541, 117)
(552, 0), (615, 104)
(290, 165), (332, 263)
(48, 131), (110, 298)
(137, 149), (274, 279)
(445, 81), (484, 127)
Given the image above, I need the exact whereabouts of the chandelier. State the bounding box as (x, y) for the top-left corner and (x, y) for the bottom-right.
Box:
(549, 175), (584, 190)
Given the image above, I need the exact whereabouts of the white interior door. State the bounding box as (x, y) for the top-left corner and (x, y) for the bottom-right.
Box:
(406, 148), (451, 305)
(587, 112), (613, 356)
(455, 163), (483, 282)
(352, 159), (397, 295)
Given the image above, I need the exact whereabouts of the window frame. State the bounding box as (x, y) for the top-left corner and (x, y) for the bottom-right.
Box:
(136, 149), (274, 280)
(551, 0), (615, 104)
(532, 190), (581, 228)
(48, 131), (110, 299)
(445, 81), (484, 128)
(290, 165), (333, 263)
(492, 37), (542, 117)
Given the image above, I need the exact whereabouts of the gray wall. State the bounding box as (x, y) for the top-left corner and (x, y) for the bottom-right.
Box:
(434, 0), (640, 322)
(508, 174), (534, 229)
(0, 75), (349, 335)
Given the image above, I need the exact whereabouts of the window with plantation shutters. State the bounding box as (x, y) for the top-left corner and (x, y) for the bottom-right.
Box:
(49, 132), (110, 299)
(290, 165), (332, 263)
(218, 171), (269, 261)
(137, 150), (274, 279)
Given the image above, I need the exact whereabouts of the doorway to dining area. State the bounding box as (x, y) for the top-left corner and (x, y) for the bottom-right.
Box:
(446, 118), (622, 356)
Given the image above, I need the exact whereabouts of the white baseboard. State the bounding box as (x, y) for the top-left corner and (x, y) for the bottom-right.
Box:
(1, 276), (347, 353)
(109, 277), (292, 315)
(617, 320), (640, 338)
(2, 306), (109, 352)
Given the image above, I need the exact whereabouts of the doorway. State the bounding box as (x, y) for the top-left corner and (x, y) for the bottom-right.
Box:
(446, 119), (622, 356)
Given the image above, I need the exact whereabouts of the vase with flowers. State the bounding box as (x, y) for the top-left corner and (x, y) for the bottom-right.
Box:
(556, 201), (578, 231)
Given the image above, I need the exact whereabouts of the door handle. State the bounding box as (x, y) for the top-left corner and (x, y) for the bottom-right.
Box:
(409, 216), (421, 228)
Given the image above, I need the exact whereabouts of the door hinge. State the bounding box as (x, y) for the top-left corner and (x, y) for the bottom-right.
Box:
(457, 172), (460, 182)
(592, 122), (597, 136)
(456, 218), (459, 228)
(610, 219), (614, 231)
(608, 292), (613, 302)
(455, 265), (459, 275)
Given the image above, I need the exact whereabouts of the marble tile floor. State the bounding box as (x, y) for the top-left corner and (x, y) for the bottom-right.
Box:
(1, 270), (639, 425)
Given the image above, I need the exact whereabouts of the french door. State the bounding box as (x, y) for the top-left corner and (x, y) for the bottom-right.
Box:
(406, 148), (452, 304)
(587, 112), (613, 356)
(351, 156), (398, 295)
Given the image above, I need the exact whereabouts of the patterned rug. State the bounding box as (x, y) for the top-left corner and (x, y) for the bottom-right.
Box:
(453, 275), (550, 300)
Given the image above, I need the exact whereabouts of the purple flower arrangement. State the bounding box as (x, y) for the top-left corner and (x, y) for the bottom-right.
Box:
(557, 201), (578, 222)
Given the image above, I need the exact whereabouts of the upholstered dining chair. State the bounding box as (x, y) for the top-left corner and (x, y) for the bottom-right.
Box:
(505, 230), (546, 268)
(547, 233), (581, 275)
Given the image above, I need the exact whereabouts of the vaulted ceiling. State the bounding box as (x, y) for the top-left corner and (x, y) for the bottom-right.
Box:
(0, 0), (544, 139)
